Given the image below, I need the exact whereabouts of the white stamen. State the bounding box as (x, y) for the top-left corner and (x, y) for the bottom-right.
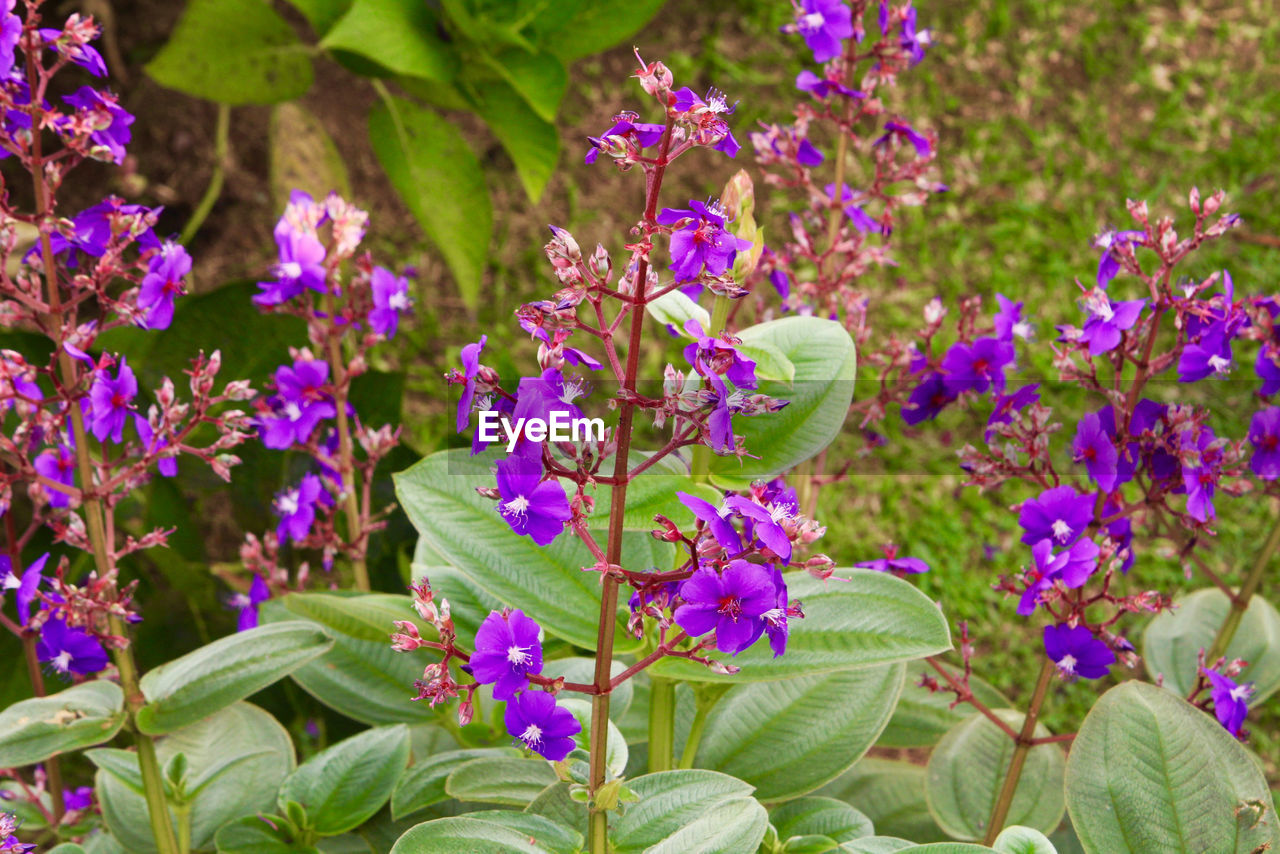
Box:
(520, 723), (543, 746)
(506, 644), (533, 667)
(800, 12), (825, 31)
(1051, 519), (1072, 542)
(277, 261), (302, 280)
(52, 651), (72, 673)
(1208, 354), (1232, 375)
(1057, 654), (1077, 675)
(768, 503), (793, 524)
(2, 573), (20, 590)
(283, 401), (303, 422)
(504, 495), (531, 517)
(1230, 684), (1252, 703)
(278, 490), (300, 516)
(389, 291), (410, 311)
(560, 377), (586, 405)
(761, 607), (784, 626)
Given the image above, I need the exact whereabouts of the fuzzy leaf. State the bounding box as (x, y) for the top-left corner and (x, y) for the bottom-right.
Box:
(278, 725), (410, 836)
(0, 681), (125, 767)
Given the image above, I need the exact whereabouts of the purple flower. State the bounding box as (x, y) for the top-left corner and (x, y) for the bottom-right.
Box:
(670, 87), (740, 157)
(941, 337), (1015, 394)
(0, 2), (20, 75)
(1204, 668), (1252, 737)
(993, 294), (1030, 341)
(34, 444), (76, 508)
(761, 567), (795, 658)
(36, 197), (159, 263)
(657, 200), (753, 283)
(39, 29), (108, 77)
(683, 319), (757, 389)
(1178, 326), (1234, 382)
(1181, 426), (1221, 523)
(1018, 538), (1100, 616)
(62, 786), (94, 812)
(725, 495), (792, 562)
(1248, 407), (1280, 480)
(1256, 347), (1280, 395)
(495, 455), (571, 546)
(1, 553), (48, 626)
(675, 560), (776, 655)
(585, 111), (665, 164)
(469, 609), (543, 700)
(136, 241), (191, 330)
(258, 360), (336, 449)
(902, 372), (955, 425)
(254, 227), (327, 306)
(705, 372), (737, 453)
(789, 0), (854, 62)
(37, 616), (109, 676)
(985, 383), (1039, 441)
(62, 87), (133, 163)
(229, 575), (270, 632)
(133, 416), (178, 477)
(370, 266), (411, 338)
(873, 120), (932, 157)
(678, 492), (743, 553)
(456, 335), (488, 434)
(825, 183), (881, 234)
(1018, 485), (1094, 546)
(1043, 624), (1114, 680)
(1094, 229), (1144, 289)
(274, 473), (327, 543)
(854, 546), (929, 574)
(504, 689), (581, 761)
(794, 69), (864, 100)
(88, 357), (137, 443)
(899, 7), (931, 66)
(1072, 412), (1121, 491)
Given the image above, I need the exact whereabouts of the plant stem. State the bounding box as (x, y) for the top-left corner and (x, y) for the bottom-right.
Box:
(647, 677), (676, 773)
(21, 635), (66, 821)
(1207, 507), (1280, 662)
(983, 658), (1055, 845)
(324, 293), (369, 591)
(178, 103), (230, 246)
(175, 803), (192, 854)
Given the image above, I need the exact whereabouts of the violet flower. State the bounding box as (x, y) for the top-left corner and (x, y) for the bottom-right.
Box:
(657, 199), (752, 283)
(1043, 623), (1113, 680)
(137, 241), (191, 330)
(825, 183), (881, 234)
(675, 560), (776, 655)
(1204, 668), (1252, 737)
(62, 86), (133, 164)
(258, 360), (336, 449)
(1072, 411), (1121, 491)
(1018, 484), (1094, 546)
(873, 120), (932, 157)
(585, 111), (665, 165)
(1248, 407), (1280, 480)
(504, 689), (580, 762)
(254, 226), (327, 306)
(33, 444), (76, 508)
(274, 473), (327, 543)
(794, 70), (863, 100)
(1094, 229), (1144, 289)
(456, 335), (487, 434)
(88, 357), (137, 443)
(670, 87), (740, 157)
(789, 0), (854, 63)
(133, 415), (178, 477)
(469, 609), (543, 700)
(854, 544), (929, 574)
(985, 383), (1039, 441)
(0, 2), (19, 74)
(725, 495), (792, 562)
(683, 319), (757, 389)
(495, 455), (571, 546)
(678, 492), (743, 553)
(993, 294), (1031, 341)
(941, 337), (1015, 394)
(369, 266), (411, 338)
(230, 575), (270, 631)
(1018, 538), (1100, 616)
(0, 553), (47, 626)
(39, 28), (108, 77)
(37, 615), (109, 676)
(902, 372), (955, 425)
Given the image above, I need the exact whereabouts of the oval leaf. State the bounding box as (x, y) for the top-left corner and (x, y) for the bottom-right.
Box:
(214, 816), (320, 854)
(137, 621), (333, 735)
(278, 724), (409, 836)
(390, 815), (559, 853)
(611, 769), (755, 852)
(771, 797), (874, 843)
(817, 759), (948, 843)
(1065, 680), (1279, 853)
(650, 571), (950, 682)
(321, 0), (453, 82)
(452, 810), (582, 853)
(0, 681), (124, 767)
(392, 747), (518, 819)
(992, 826), (1059, 854)
(465, 77), (560, 203)
(445, 756), (558, 806)
(646, 289), (711, 333)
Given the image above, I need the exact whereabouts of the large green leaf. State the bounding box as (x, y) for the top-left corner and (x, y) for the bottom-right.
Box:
(320, 0), (453, 82)
(709, 316), (856, 487)
(0, 681), (125, 767)
(463, 77), (559, 203)
(649, 571), (950, 682)
(926, 710), (1065, 840)
(279, 725), (410, 836)
(992, 826), (1059, 854)
(146, 0), (313, 104)
(369, 96), (490, 311)
(214, 817), (321, 854)
(282, 0), (352, 36)
(817, 759), (948, 843)
(1064, 680), (1280, 853)
(137, 621), (333, 734)
(1142, 588), (1280, 706)
(392, 748), (519, 819)
(261, 594), (438, 726)
(770, 796), (874, 843)
(535, 0), (668, 63)
(444, 756), (558, 807)
(389, 815), (561, 853)
(97, 703), (295, 853)
(877, 660), (1011, 748)
(395, 448), (653, 652)
(610, 770), (759, 853)
(696, 665), (904, 801)
(449, 811), (582, 853)
(839, 840), (915, 853)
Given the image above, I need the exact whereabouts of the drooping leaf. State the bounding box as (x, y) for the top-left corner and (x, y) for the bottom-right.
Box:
(696, 666), (904, 801)
(535, 0), (668, 63)
(463, 77), (560, 202)
(649, 571), (950, 682)
(488, 50), (567, 124)
(736, 339), (796, 384)
(771, 797), (875, 843)
(270, 102), (352, 211)
(444, 756), (558, 807)
(389, 815), (560, 853)
(0, 681), (125, 767)
(146, 0), (313, 104)
(877, 660), (1010, 748)
(281, 0), (352, 36)
(609, 770), (756, 852)
(1065, 680), (1280, 853)
(321, 0), (454, 82)
(369, 95), (490, 311)
(524, 781), (587, 831)
(449, 810), (583, 853)
(392, 748), (519, 819)
(926, 710), (1065, 840)
(278, 725), (410, 836)
(817, 759), (948, 844)
(136, 621), (333, 734)
(838, 839), (915, 853)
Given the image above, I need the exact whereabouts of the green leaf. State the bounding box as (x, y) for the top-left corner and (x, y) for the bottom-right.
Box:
(46, 846), (90, 854)
(389, 816), (560, 853)
(535, 0), (667, 63)
(86, 748), (147, 794)
(524, 781), (587, 831)
(444, 756), (558, 806)
(709, 317), (856, 487)
(214, 816), (321, 854)
(898, 846), (998, 853)
(1064, 680), (1280, 853)
(736, 339), (796, 384)
(279, 725), (410, 836)
(282, 0), (352, 36)
(559, 698), (628, 778)
(146, 0), (312, 104)
(488, 50), (567, 124)
(610, 770), (757, 852)
(98, 703), (295, 853)
(1143, 588), (1280, 706)
(462, 77), (560, 202)
(261, 594), (438, 726)
(392, 748), (519, 819)
(369, 95), (490, 311)
(449, 810), (583, 853)
(926, 710), (1065, 840)
(771, 797), (875, 843)
(649, 571), (950, 682)
(395, 448), (650, 652)
(646, 289), (711, 333)
(622, 795), (768, 853)
(992, 826), (1059, 854)
(837, 840), (915, 853)
(320, 0), (453, 82)
(696, 666), (904, 800)
(817, 759), (948, 843)
(0, 681), (125, 767)
(877, 660), (1010, 748)
(270, 102), (352, 211)
(137, 621), (333, 735)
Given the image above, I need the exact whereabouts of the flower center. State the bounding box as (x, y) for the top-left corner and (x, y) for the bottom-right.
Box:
(1057, 654), (1077, 675)
(389, 290), (410, 311)
(716, 595), (742, 620)
(283, 401), (303, 422)
(504, 495), (530, 517)
(52, 651), (73, 673)
(111, 392), (125, 408)
(1051, 519), (1072, 542)
(519, 723), (543, 747)
(1208, 354), (1232, 375)
(278, 261), (303, 280)
(278, 491), (300, 516)
(506, 644), (533, 667)
(2, 573), (20, 590)
(1229, 684), (1252, 703)
(972, 358), (989, 374)
(800, 11), (826, 31)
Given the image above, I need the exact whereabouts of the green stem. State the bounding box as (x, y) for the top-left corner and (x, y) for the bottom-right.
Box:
(983, 658), (1055, 845)
(1207, 508), (1280, 662)
(175, 804), (192, 854)
(324, 291), (369, 591)
(647, 677), (676, 773)
(178, 104), (230, 246)
(678, 685), (727, 770)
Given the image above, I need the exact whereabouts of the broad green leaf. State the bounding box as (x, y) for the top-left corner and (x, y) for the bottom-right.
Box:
(369, 96), (490, 311)
(650, 571), (950, 682)
(536, 0), (667, 63)
(0, 681), (124, 767)
(817, 759), (948, 844)
(392, 747), (518, 819)
(838, 840), (915, 853)
(992, 826), (1058, 854)
(270, 102), (351, 211)
(97, 703), (295, 853)
(453, 810), (582, 853)
(646, 289), (711, 332)
(86, 748), (146, 794)
(926, 710), (1065, 840)
(465, 78), (559, 202)
(899, 847), (998, 853)
(610, 770), (756, 852)
(146, 0), (312, 104)
(1143, 588), (1280, 706)
(321, 0), (453, 82)
(489, 50), (567, 123)
(709, 316), (856, 486)
(445, 756), (558, 806)
(560, 698), (628, 778)
(282, 0), (352, 36)
(279, 725), (409, 836)
(634, 796), (768, 853)
(771, 797), (875, 843)
(390, 816), (558, 853)
(46, 846), (89, 854)
(137, 621), (333, 734)
(877, 660), (1010, 748)
(524, 781), (587, 831)
(737, 339), (796, 384)
(395, 448), (650, 652)
(696, 665), (904, 800)
(1065, 680), (1279, 853)
(261, 594), (437, 726)
(214, 816), (320, 854)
